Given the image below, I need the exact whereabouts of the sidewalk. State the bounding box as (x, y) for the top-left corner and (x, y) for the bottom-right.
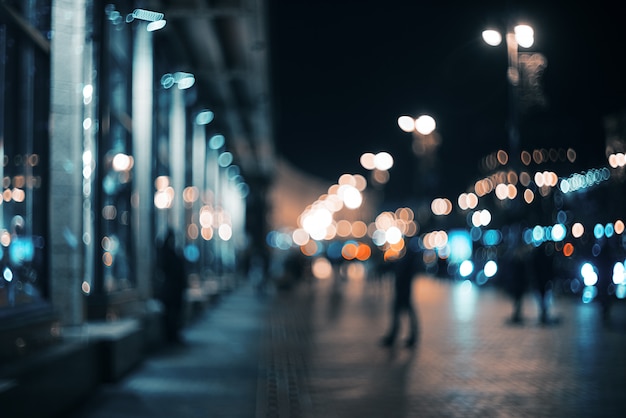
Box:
(66, 284), (271, 418)
(67, 275), (626, 418)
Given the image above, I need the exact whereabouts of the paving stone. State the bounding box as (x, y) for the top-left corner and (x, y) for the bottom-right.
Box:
(68, 275), (626, 418)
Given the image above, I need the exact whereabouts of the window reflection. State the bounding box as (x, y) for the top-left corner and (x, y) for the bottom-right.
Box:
(94, 3), (135, 294)
(0, 2), (50, 312)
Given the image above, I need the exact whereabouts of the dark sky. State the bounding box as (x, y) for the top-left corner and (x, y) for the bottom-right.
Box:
(268, 1), (626, 203)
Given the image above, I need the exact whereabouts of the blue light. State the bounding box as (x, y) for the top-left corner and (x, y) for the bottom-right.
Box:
(218, 151), (233, 167)
(459, 259), (474, 277)
(605, 223), (614, 238)
(551, 224), (566, 242)
(9, 238), (35, 265)
(195, 110), (214, 125)
(327, 241), (343, 260)
(582, 285), (597, 303)
(3, 267), (13, 282)
(448, 229), (473, 264)
(469, 226), (482, 242)
(593, 223), (605, 239)
(522, 228), (533, 245)
(183, 244), (200, 262)
(482, 229), (502, 246)
(484, 260), (498, 278)
(581, 262), (598, 286)
(209, 134), (225, 150)
(532, 225), (545, 243)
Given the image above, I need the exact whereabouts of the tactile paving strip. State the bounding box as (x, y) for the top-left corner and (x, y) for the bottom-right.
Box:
(256, 294), (315, 418)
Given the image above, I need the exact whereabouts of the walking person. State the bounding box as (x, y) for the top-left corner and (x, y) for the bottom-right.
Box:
(157, 228), (187, 344)
(380, 252), (420, 348)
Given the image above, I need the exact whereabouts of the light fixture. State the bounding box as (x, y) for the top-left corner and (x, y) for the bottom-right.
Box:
(126, 9), (166, 31)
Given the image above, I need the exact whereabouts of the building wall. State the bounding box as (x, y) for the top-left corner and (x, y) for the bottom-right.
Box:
(49, 0), (87, 327)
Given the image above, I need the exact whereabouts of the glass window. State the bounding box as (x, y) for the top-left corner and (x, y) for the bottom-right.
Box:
(0, 1), (51, 314)
(92, 3), (135, 294)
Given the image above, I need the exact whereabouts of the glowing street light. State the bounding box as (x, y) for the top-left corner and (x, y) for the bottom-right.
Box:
(415, 114), (436, 135)
(397, 114), (436, 135)
(482, 23), (537, 169)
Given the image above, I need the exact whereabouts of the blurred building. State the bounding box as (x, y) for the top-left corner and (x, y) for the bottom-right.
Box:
(0, 1), (274, 416)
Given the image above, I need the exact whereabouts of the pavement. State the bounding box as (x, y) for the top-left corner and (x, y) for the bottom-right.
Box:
(65, 273), (626, 418)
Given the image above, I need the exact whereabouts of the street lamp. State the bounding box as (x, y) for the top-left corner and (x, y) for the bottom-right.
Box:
(397, 113), (440, 199)
(482, 23), (535, 166)
(397, 113), (439, 156)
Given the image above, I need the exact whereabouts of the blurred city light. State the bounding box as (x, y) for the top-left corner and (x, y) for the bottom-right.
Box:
(448, 230), (473, 264)
(146, 20), (167, 32)
(613, 262), (625, 285)
(195, 109), (214, 125)
(481, 29), (502, 46)
(581, 262), (598, 286)
(415, 114), (436, 135)
(373, 152), (394, 170)
(459, 259), (474, 277)
(397, 115), (415, 133)
(483, 260), (498, 278)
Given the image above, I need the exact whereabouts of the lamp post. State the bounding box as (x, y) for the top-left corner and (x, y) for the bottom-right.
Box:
(482, 24), (534, 169)
(397, 113), (440, 199)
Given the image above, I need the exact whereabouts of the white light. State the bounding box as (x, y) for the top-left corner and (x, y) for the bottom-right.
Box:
(398, 115), (415, 133)
(459, 260), (474, 277)
(581, 262), (598, 286)
(482, 29), (502, 46)
(112, 153), (132, 171)
(415, 115), (436, 135)
(360, 152), (376, 170)
(613, 262), (625, 285)
(218, 224), (232, 241)
(551, 224), (566, 242)
(484, 260), (498, 278)
(3, 267), (13, 282)
(385, 226), (403, 244)
(131, 9), (164, 22)
(174, 72), (195, 90)
(338, 184), (362, 209)
(147, 19), (166, 32)
(479, 209), (492, 226)
(374, 152), (394, 171)
(372, 229), (387, 246)
(514, 25), (534, 48)
(83, 84), (93, 104)
(292, 228), (310, 246)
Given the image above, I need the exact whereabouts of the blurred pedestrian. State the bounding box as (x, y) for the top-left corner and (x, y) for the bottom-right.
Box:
(531, 243), (556, 324)
(380, 252), (420, 348)
(157, 229), (187, 344)
(594, 239), (616, 323)
(500, 241), (531, 324)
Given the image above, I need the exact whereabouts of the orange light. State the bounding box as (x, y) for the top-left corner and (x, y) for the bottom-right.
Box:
(563, 242), (574, 257)
(342, 242), (358, 260)
(356, 243), (371, 261)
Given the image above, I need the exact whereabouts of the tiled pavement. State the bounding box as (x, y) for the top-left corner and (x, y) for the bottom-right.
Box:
(67, 274), (626, 418)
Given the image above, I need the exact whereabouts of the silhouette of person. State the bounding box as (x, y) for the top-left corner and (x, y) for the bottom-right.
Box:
(157, 229), (187, 344)
(504, 244), (531, 324)
(593, 239), (616, 323)
(380, 252), (420, 348)
(501, 241), (556, 325)
(531, 243), (556, 324)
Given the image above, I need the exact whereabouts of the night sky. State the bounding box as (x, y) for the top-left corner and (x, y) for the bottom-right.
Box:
(268, 0), (626, 204)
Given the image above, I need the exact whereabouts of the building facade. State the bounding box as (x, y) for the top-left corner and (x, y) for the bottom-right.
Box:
(0, 1), (271, 415)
